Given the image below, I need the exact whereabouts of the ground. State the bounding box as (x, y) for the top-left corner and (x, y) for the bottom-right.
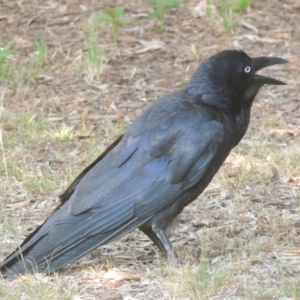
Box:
(0, 0), (300, 299)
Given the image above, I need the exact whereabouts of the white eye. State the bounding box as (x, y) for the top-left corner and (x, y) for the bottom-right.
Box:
(244, 66), (251, 73)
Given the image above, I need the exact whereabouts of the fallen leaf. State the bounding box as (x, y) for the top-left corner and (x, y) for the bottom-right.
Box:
(103, 281), (124, 288)
(138, 39), (164, 47)
(244, 260), (262, 268)
(135, 44), (165, 55)
(104, 270), (143, 281)
(269, 128), (300, 136)
(6, 199), (30, 209)
(239, 20), (259, 33)
(34, 75), (54, 84)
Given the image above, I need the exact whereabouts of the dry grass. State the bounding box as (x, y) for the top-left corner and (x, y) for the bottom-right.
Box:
(0, 273), (78, 300)
(0, 0), (300, 299)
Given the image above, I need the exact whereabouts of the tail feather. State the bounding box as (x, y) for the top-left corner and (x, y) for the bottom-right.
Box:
(0, 207), (150, 279)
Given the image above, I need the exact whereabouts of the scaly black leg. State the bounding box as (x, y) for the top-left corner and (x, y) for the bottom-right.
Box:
(140, 227), (167, 253)
(151, 225), (178, 262)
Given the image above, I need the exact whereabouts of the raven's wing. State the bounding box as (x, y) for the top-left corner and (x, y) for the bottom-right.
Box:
(0, 100), (224, 277)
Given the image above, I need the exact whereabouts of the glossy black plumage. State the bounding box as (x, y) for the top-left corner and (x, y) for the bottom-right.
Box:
(0, 50), (287, 278)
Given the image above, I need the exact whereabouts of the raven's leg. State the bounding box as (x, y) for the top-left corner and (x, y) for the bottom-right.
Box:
(140, 227), (167, 253)
(151, 225), (178, 262)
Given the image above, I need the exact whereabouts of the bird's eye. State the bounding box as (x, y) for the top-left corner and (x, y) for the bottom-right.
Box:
(244, 66), (251, 73)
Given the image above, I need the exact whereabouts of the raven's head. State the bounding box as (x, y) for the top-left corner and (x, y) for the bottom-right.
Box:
(186, 50), (288, 109)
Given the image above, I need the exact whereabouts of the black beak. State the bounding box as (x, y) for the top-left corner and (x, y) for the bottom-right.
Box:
(245, 56), (288, 101)
(253, 56), (288, 85)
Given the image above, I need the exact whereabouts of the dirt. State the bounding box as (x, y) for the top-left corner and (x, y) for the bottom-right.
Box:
(0, 0), (300, 299)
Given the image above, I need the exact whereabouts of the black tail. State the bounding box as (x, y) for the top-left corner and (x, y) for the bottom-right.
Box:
(0, 202), (148, 279)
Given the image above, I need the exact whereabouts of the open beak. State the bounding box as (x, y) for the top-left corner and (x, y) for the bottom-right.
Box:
(245, 56), (288, 101)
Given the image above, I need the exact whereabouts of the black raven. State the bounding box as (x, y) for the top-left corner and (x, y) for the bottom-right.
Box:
(0, 50), (287, 278)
